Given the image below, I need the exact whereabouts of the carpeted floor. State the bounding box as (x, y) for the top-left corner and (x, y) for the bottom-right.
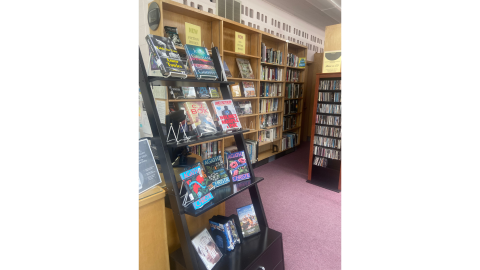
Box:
(225, 143), (341, 270)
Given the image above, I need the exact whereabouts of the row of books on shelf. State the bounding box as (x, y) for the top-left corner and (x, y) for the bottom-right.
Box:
(286, 84), (303, 98)
(286, 53), (305, 68)
(261, 43), (282, 64)
(259, 98), (279, 114)
(318, 92), (341, 102)
(260, 66), (283, 81)
(319, 79), (341, 90)
(260, 82), (282, 97)
(187, 141), (221, 160)
(169, 86), (221, 99)
(259, 113), (279, 129)
(317, 104), (341, 114)
(313, 146), (341, 160)
(284, 100), (299, 115)
(314, 135), (341, 149)
(231, 82), (256, 97)
(313, 156), (328, 168)
(316, 115), (341, 126)
(283, 115), (297, 130)
(315, 126), (341, 138)
(281, 132), (298, 150)
(258, 128), (278, 143)
(286, 69), (301, 82)
(224, 140), (258, 165)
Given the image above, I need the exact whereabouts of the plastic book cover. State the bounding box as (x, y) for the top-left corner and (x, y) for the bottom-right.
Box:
(191, 228), (223, 270)
(183, 162), (214, 190)
(209, 219), (235, 252)
(184, 44), (218, 80)
(236, 58), (255, 79)
(239, 101), (252, 114)
(231, 85), (242, 97)
(236, 204), (261, 238)
(233, 101), (243, 115)
(241, 81), (256, 97)
(184, 102), (217, 137)
(211, 100), (241, 132)
(182, 87), (197, 99)
(179, 165), (214, 201)
(209, 87), (220, 98)
(223, 61), (233, 77)
(145, 34), (187, 76)
(227, 151), (251, 182)
(164, 26), (183, 47)
(195, 87), (211, 98)
(203, 156), (231, 188)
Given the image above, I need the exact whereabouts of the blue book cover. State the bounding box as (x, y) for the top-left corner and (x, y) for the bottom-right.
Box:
(227, 151), (251, 182)
(203, 156), (231, 188)
(184, 44), (218, 80)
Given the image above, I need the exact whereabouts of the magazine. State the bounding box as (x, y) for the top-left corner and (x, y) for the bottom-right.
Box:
(191, 229), (223, 270)
(236, 204), (261, 238)
(211, 100), (242, 132)
(236, 58), (255, 79)
(227, 151), (251, 182)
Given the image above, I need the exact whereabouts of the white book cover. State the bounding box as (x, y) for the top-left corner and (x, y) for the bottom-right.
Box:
(191, 229), (223, 270)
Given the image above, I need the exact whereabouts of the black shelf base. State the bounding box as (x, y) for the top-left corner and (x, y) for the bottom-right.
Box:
(307, 165), (341, 193)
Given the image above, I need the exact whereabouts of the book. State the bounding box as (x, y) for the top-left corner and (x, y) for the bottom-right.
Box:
(231, 85), (242, 97)
(203, 156), (231, 188)
(209, 218), (235, 253)
(184, 102), (217, 137)
(223, 61), (233, 77)
(182, 87), (197, 99)
(227, 151), (251, 182)
(236, 58), (255, 79)
(169, 86), (184, 99)
(145, 34), (187, 77)
(184, 44), (218, 80)
(242, 82), (256, 97)
(195, 87), (211, 98)
(179, 166), (213, 201)
(164, 26), (183, 47)
(211, 100), (242, 132)
(209, 87), (220, 98)
(238, 101), (252, 115)
(236, 204), (261, 238)
(191, 228), (223, 270)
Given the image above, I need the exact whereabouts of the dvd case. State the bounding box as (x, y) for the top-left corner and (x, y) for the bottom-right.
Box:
(236, 204), (261, 238)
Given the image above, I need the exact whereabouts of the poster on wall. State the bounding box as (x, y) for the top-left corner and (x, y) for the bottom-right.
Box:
(139, 139), (162, 194)
(185, 22), (201, 46)
(235, 31), (246, 54)
(322, 50), (341, 73)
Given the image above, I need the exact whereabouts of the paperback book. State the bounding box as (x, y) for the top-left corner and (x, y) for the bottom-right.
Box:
(169, 86), (184, 99)
(195, 87), (211, 98)
(242, 82), (256, 97)
(209, 87), (220, 98)
(145, 34), (187, 77)
(227, 151), (251, 182)
(236, 204), (261, 238)
(203, 156), (230, 188)
(209, 218), (235, 253)
(184, 44), (218, 80)
(231, 85), (242, 97)
(182, 87), (197, 99)
(192, 228), (223, 270)
(223, 61), (233, 77)
(236, 58), (255, 79)
(184, 102), (217, 137)
(183, 162), (215, 190)
(164, 26), (183, 47)
(211, 100), (242, 132)
(179, 166), (214, 209)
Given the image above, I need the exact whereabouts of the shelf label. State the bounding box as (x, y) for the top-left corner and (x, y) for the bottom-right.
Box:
(139, 139), (162, 194)
(323, 50), (341, 73)
(185, 22), (201, 46)
(235, 31), (246, 54)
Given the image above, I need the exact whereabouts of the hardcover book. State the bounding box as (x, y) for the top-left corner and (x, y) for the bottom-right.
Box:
(242, 82), (256, 97)
(169, 86), (184, 99)
(233, 101), (243, 115)
(209, 219), (235, 253)
(236, 58), (255, 79)
(184, 44), (219, 80)
(195, 87), (211, 98)
(236, 204), (261, 238)
(145, 34), (187, 77)
(209, 87), (220, 98)
(192, 228), (223, 270)
(203, 156), (231, 188)
(231, 85), (242, 97)
(211, 100), (242, 132)
(182, 87), (197, 99)
(238, 101), (253, 114)
(184, 102), (217, 137)
(223, 61), (233, 77)
(179, 166), (213, 201)
(227, 151), (251, 182)
(164, 26), (183, 47)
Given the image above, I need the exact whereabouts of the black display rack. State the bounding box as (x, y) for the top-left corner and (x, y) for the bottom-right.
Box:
(139, 48), (284, 270)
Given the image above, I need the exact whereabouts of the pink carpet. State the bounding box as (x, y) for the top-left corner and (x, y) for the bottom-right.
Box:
(225, 143), (341, 270)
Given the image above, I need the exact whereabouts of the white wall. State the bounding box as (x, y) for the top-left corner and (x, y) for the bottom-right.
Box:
(139, 0), (326, 61)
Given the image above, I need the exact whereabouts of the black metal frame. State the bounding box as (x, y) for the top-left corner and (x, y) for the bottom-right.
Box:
(139, 48), (268, 270)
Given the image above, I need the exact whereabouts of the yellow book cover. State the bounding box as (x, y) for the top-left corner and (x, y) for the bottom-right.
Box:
(231, 85), (242, 97)
(235, 31), (246, 54)
(185, 22), (201, 46)
(323, 51), (341, 73)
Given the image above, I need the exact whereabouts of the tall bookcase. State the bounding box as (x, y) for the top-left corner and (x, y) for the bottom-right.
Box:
(307, 72), (341, 192)
(147, 0), (307, 166)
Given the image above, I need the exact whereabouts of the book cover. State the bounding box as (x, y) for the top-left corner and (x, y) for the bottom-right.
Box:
(233, 101), (243, 115)
(242, 81), (256, 97)
(227, 151), (251, 182)
(209, 220), (234, 252)
(231, 85), (242, 97)
(191, 228), (223, 270)
(236, 58), (255, 79)
(145, 34), (187, 77)
(184, 44), (218, 80)
(223, 61), (233, 77)
(236, 204), (261, 238)
(299, 57), (306, 68)
(182, 87), (197, 99)
(179, 166), (213, 201)
(195, 87), (211, 98)
(164, 26), (183, 47)
(184, 102), (217, 137)
(211, 100), (242, 132)
(203, 156), (231, 188)
(169, 86), (184, 99)
(238, 101), (252, 114)
(209, 87), (220, 98)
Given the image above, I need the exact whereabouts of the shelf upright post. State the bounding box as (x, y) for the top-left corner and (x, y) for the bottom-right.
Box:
(139, 49), (198, 270)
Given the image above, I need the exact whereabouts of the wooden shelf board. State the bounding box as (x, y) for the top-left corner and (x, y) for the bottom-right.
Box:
(223, 50), (261, 59)
(287, 42), (308, 49)
(260, 80), (285, 82)
(260, 124), (282, 129)
(259, 96), (282, 99)
(283, 126), (301, 133)
(261, 62), (285, 67)
(238, 113), (258, 118)
(286, 66), (306, 70)
(232, 97), (258, 100)
(284, 112), (302, 117)
(258, 110), (282, 115)
(285, 81), (304, 84)
(258, 138), (281, 147)
(168, 98), (223, 102)
(284, 97), (303, 100)
(228, 77), (259, 81)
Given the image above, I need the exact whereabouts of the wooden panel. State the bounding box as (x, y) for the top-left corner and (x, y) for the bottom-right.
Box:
(302, 53), (323, 142)
(307, 74), (321, 180)
(163, 9), (213, 48)
(324, 24), (341, 52)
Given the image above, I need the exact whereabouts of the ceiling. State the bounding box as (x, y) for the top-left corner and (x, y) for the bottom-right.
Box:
(262, 0), (341, 30)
